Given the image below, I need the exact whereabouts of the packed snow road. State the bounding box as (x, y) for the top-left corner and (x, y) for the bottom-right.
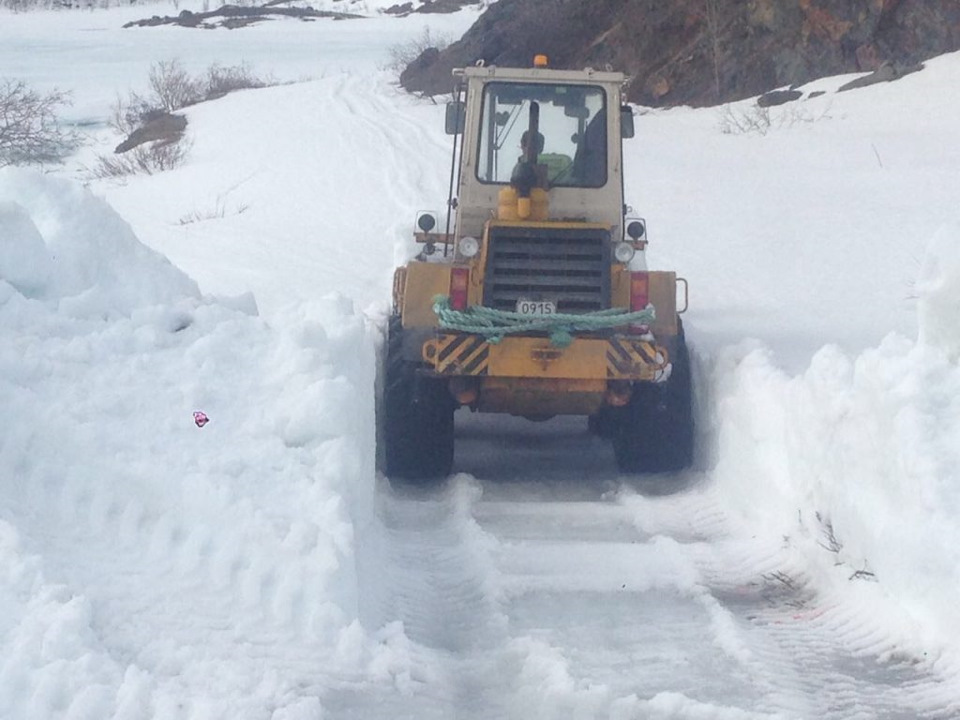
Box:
(355, 414), (960, 720)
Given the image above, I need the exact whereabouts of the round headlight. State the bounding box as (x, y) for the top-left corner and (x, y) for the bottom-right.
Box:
(417, 213), (437, 233)
(626, 220), (646, 240)
(458, 235), (480, 258)
(614, 242), (636, 264)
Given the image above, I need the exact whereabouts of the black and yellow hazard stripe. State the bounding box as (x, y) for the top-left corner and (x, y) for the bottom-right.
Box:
(423, 334), (490, 375)
(424, 333), (667, 380)
(606, 337), (668, 380)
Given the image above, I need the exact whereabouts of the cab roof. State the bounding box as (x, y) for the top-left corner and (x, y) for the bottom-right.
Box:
(455, 64), (626, 86)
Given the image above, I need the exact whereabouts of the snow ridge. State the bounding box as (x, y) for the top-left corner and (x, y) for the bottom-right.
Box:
(0, 171), (382, 719)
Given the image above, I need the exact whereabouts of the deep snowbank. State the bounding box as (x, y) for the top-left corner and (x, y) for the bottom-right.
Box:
(0, 169), (387, 719)
(0, 170), (198, 314)
(706, 222), (960, 652)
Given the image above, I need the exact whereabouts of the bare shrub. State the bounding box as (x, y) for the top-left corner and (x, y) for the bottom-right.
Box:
(149, 59), (203, 112)
(718, 104), (773, 136)
(106, 61), (197, 141)
(0, 79), (80, 167)
(204, 63), (268, 98)
(98, 60), (272, 178)
(385, 27), (451, 75)
(109, 91), (155, 135)
(91, 139), (190, 178)
(719, 100), (832, 136)
(178, 193), (249, 224)
(113, 60), (271, 132)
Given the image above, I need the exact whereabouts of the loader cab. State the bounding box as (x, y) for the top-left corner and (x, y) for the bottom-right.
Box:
(447, 64), (632, 242)
(475, 82), (608, 189)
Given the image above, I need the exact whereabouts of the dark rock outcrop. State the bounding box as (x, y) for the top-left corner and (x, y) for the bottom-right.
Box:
(115, 113), (186, 153)
(400, 0), (960, 106)
(123, 4), (360, 29)
(757, 89), (803, 107)
(837, 60), (923, 91)
(385, 0), (477, 16)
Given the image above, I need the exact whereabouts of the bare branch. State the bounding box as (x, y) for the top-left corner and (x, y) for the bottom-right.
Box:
(90, 139), (191, 178)
(0, 79), (80, 167)
(149, 59), (202, 112)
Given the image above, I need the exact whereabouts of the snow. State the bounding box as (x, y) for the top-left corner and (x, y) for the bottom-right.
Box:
(918, 222), (960, 360)
(3, 2), (960, 717)
(708, 336), (960, 644)
(0, 169), (198, 312)
(0, 171), (380, 718)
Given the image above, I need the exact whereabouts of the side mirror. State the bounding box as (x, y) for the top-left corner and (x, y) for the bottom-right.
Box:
(445, 101), (465, 135)
(620, 106), (635, 139)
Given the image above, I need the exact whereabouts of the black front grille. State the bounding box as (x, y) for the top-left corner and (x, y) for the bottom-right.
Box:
(483, 225), (611, 313)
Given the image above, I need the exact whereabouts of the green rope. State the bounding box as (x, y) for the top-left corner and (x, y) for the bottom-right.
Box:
(432, 295), (656, 348)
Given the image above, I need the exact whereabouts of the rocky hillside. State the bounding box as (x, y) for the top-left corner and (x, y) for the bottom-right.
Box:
(400, 0), (960, 106)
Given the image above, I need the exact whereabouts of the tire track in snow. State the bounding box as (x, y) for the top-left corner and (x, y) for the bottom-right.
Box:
(188, 71), (450, 316)
(362, 477), (504, 653)
(329, 72), (452, 263)
(666, 491), (960, 719)
(366, 413), (960, 719)
(351, 475), (513, 719)
(476, 482), (781, 717)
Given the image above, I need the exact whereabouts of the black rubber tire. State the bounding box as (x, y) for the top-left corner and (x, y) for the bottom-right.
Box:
(612, 325), (694, 474)
(382, 316), (455, 480)
(587, 408), (619, 439)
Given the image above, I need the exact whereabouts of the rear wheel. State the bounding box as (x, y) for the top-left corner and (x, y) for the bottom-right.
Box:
(382, 316), (455, 480)
(587, 408), (619, 439)
(612, 325), (694, 473)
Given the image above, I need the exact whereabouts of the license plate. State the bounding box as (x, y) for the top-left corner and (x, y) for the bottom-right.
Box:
(516, 299), (557, 316)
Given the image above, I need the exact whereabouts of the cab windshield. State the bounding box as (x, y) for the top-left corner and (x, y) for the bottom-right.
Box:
(476, 82), (607, 189)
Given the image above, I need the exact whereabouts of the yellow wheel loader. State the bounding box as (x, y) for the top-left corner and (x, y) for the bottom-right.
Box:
(383, 56), (692, 480)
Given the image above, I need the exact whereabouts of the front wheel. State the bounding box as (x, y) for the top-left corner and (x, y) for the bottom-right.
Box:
(612, 327), (694, 474)
(382, 317), (455, 481)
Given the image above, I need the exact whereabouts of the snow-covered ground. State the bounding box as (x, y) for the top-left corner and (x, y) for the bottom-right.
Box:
(3, 2), (960, 717)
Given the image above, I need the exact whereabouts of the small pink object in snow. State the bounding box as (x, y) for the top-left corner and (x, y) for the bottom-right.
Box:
(193, 411), (210, 428)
